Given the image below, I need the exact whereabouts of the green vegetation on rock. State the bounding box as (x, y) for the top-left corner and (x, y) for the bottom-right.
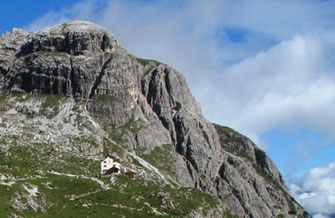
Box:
(136, 58), (161, 67)
(35, 50), (68, 58)
(39, 94), (64, 118)
(213, 123), (253, 160)
(138, 144), (179, 181)
(92, 94), (118, 104)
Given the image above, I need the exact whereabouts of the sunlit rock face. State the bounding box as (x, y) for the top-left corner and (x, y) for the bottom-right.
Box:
(0, 21), (310, 217)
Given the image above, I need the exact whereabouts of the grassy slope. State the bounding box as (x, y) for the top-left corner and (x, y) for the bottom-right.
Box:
(0, 92), (229, 217)
(0, 147), (223, 217)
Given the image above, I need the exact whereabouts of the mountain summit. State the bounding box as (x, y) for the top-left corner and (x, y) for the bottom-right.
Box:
(0, 21), (309, 217)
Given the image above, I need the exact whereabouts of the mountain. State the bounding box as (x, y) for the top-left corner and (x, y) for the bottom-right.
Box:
(0, 21), (309, 217)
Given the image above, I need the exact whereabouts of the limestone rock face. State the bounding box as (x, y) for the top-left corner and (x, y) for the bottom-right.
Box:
(0, 21), (310, 217)
(1, 22), (117, 98)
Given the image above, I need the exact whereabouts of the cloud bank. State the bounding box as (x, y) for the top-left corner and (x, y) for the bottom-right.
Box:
(207, 35), (335, 145)
(289, 163), (335, 218)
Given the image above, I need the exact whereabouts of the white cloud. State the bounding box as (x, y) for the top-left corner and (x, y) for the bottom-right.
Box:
(289, 163), (335, 217)
(26, 0), (103, 31)
(204, 35), (335, 145)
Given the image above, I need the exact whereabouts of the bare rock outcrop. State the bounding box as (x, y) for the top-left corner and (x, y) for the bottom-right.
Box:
(11, 184), (46, 213)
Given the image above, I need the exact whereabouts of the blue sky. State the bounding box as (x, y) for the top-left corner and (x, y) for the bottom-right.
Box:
(1, 0), (335, 217)
(0, 1), (82, 34)
(265, 128), (335, 177)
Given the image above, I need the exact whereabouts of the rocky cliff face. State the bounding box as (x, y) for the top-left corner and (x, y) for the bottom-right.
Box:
(0, 21), (309, 217)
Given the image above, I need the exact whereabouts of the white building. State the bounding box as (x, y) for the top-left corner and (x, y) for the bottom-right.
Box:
(100, 154), (121, 176)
